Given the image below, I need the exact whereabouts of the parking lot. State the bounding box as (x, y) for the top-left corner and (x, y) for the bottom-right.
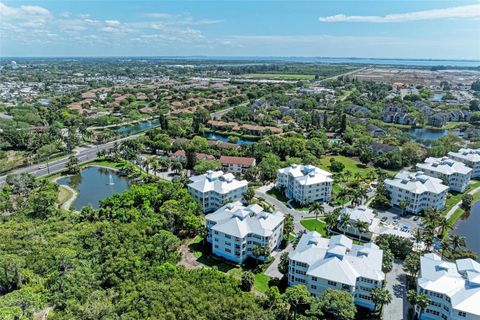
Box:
(376, 207), (423, 235)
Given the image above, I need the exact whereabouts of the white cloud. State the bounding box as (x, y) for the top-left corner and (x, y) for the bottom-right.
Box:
(319, 4), (480, 23)
(105, 19), (121, 26)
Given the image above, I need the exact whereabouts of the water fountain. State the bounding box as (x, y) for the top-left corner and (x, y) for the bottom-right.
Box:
(107, 173), (115, 185)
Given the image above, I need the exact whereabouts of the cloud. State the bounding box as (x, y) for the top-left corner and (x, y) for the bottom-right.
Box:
(146, 12), (223, 25)
(319, 4), (480, 23)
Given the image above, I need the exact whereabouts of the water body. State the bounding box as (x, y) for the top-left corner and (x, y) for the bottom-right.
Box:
(206, 132), (255, 145)
(116, 119), (160, 136)
(452, 200), (480, 260)
(57, 166), (132, 210)
(404, 128), (462, 142)
(432, 92), (443, 102)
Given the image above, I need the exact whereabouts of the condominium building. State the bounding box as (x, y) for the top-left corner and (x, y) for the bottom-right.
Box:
(187, 170), (248, 212)
(416, 253), (480, 320)
(384, 171), (449, 214)
(219, 155), (256, 174)
(448, 148), (480, 179)
(416, 157), (472, 193)
(288, 232), (384, 311)
(276, 164), (333, 204)
(205, 201), (284, 263)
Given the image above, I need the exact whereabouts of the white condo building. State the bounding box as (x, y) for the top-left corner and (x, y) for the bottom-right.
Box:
(276, 164), (333, 204)
(384, 171), (449, 214)
(188, 170), (248, 212)
(288, 232), (384, 311)
(416, 157), (472, 193)
(337, 206), (380, 240)
(448, 148), (480, 179)
(416, 253), (480, 320)
(205, 201), (284, 263)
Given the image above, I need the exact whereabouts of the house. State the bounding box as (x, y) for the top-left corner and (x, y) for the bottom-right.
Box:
(276, 164), (333, 204)
(428, 110), (471, 127)
(170, 150), (215, 162)
(346, 105), (371, 117)
(415, 253), (480, 320)
(428, 114), (448, 127)
(205, 201), (284, 264)
(448, 148), (480, 179)
(187, 170), (248, 212)
(219, 156), (256, 174)
(206, 120), (241, 131)
(366, 124), (387, 137)
(414, 101), (434, 116)
(382, 104), (416, 125)
(288, 232), (384, 311)
(416, 157), (472, 193)
(384, 171), (449, 214)
(337, 206), (380, 240)
(369, 142), (399, 156)
(207, 140), (242, 151)
(240, 124), (283, 135)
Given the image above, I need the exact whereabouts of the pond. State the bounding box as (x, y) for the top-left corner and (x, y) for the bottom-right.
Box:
(116, 119), (160, 136)
(57, 166), (132, 210)
(206, 132), (255, 145)
(403, 128), (462, 142)
(452, 200), (480, 260)
(432, 92), (443, 102)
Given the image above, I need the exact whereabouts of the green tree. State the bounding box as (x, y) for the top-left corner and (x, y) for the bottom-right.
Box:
(241, 271), (255, 292)
(65, 155), (80, 175)
(278, 252), (290, 275)
(193, 160), (222, 174)
(403, 252), (421, 279)
(309, 201), (325, 222)
(243, 186), (255, 204)
(283, 285), (312, 319)
(371, 287), (392, 314)
(312, 288), (356, 320)
(462, 193), (473, 211)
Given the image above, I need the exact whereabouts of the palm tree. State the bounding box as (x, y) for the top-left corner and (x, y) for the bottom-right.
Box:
(416, 293), (430, 319)
(151, 159), (160, 176)
(354, 172), (363, 182)
(371, 287), (392, 314)
(437, 217), (452, 237)
(422, 208), (440, 228)
(358, 186), (369, 204)
(171, 161), (183, 174)
(339, 211), (351, 235)
(449, 234), (466, 254)
(355, 220), (370, 241)
(399, 199), (409, 216)
(324, 211), (339, 236)
(309, 202), (325, 222)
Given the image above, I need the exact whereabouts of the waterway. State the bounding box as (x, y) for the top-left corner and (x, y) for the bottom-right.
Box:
(206, 132), (255, 145)
(452, 200), (480, 260)
(56, 166), (132, 210)
(116, 119), (160, 136)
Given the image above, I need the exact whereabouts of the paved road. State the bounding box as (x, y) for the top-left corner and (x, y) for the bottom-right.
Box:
(383, 260), (410, 320)
(0, 135), (138, 186)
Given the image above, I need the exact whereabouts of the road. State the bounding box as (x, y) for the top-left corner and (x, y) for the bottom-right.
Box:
(0, 135), (137, 186)
(383, 260), (410, 320)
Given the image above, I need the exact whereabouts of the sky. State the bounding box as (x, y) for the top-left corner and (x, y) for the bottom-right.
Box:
(0, 0), (479, 59)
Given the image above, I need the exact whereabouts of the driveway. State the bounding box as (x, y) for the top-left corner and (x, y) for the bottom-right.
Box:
(376, 208), (422, 234)
(383, 260), (411, 320)
(264, 244), (294, 278)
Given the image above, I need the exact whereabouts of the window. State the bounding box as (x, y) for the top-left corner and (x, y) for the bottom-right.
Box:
(214, 245), (219, 248)
(311, 276), (318, 281)
(225, 248), (231, 253)
(327, 281), (337, 286)
(311, 285), (317, 290)
(458, 311), (466, 317)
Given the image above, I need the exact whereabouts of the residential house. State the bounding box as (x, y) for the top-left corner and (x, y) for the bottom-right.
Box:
(416, 157), (472, 192)
(337, 206), (380, 240)
(346, 105), (371, 117)
(170, 150), (215, 162)
(366, 124), (387, 138)
(382, 104), (416, 125)
(205, 201), (284, 263)
(384, 171), (449, 214)
(288, 232), (385, 311)
(219, 156), (256, 174)
(415, 253), (480, 320)
(369, 142), (399, 156)
(187, 170), (248, 212)
(276, 164), (333, 204)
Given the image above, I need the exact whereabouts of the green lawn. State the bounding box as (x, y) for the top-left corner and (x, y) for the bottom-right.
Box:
(188, 236), (272, 293)
(240, 73), (315, 80)
(300, 218), (327, 236)
(318, 155), (397, 176)
(443, 180), (480, 214)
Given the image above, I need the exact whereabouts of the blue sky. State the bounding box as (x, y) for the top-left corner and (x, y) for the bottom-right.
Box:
(1, 0), (479, 59)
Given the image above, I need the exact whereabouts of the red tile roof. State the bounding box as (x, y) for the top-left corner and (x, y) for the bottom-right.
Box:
(220, 156), (256, 166)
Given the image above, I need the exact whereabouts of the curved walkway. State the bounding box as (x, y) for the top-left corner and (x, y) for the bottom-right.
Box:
(445, 185), (480, 219)
(52, 176), (78, 210)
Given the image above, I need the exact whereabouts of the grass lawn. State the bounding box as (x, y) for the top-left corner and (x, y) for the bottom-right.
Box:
(57, 185), (74, 207)
(89, 160), (123, 169)
(443, 180), (480, 214)
(318, 155), (397, 176)
(300, 218), (327, 236)
(240, 73), (315, 80)
(187, 236), (272, 293)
